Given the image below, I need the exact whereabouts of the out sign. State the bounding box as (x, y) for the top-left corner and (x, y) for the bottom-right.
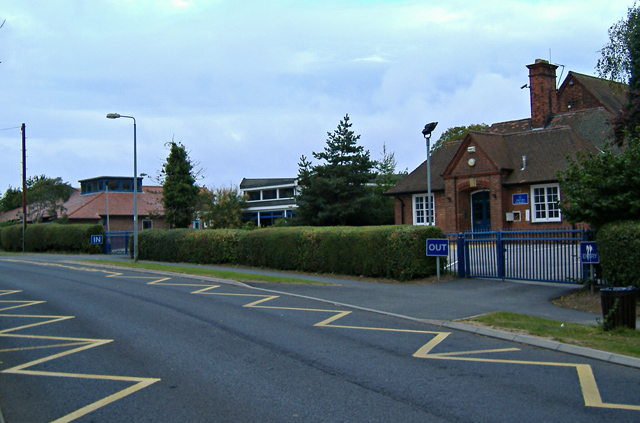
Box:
(426, 239), (448, 256)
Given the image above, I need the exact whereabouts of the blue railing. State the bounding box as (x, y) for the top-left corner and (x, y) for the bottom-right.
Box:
(445, 229), (591, 283)
(104, 231), (132, 255)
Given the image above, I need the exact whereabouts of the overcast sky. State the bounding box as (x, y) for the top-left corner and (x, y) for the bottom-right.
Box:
(0, 0), (632, 192)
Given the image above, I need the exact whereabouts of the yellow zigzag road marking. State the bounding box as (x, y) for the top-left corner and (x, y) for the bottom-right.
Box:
(0, 260), (163, 423)
(158, 277), (640, 413)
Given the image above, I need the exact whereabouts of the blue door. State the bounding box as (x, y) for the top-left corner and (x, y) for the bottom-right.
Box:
(471, 191), (491, 232)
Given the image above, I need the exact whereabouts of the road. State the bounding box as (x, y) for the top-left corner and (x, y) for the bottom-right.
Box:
(1, 257), (639, 422)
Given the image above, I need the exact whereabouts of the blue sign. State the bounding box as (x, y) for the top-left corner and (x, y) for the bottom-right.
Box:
(90, 235), (104, 245)
(513, 193), (529, 205)
(580, 242), (599, 264)
(426, 239), (448, 256)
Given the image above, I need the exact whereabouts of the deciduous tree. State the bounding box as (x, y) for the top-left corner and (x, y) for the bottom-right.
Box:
(558, 138), (640, 229)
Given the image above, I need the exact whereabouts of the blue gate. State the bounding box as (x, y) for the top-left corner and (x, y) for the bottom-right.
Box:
(445, 229), (591, 283)
(103, 231), (132, 255)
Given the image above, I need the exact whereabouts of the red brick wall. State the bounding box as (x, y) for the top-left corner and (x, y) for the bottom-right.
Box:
(557, 76), (601, 113)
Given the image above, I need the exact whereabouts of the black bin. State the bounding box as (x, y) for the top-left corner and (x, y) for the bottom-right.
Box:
(600, 287), (637, 331)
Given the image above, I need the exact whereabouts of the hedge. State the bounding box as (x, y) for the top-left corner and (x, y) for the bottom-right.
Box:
(0, 223), (103, 253)
(596, 220), (640, 288)
(138, 225), (444, 281)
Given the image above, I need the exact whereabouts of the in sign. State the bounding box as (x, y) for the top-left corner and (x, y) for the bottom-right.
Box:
(426, 239), (448, 256)
(90, 235), (104, 245)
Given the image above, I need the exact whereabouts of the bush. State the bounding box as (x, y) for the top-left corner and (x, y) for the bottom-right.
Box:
(137, 229), (247, 264)
(0, 224), (24, 252)
(139, 225), (445, 281)
(597, 220), (640, 288)
(0, 223), (103, 253)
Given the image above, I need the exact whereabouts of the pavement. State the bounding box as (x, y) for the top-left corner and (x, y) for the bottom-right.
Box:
(8, 253), (640, 369)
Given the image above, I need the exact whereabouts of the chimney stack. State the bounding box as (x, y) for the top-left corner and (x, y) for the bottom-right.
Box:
(527, 59), (558, 128)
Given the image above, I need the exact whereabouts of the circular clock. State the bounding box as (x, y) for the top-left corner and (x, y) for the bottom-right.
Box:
(468, 158), (476, 167)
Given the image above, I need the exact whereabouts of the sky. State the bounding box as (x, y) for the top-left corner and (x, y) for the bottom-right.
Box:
(0, 0), (633, 193)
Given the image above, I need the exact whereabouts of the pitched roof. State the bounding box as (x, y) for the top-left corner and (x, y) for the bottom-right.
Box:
(67, 186), (164, 219)
(565, 71), (627, 115)
(0, 186), (164, 223)
(466, 128), (600, 184)
(384, 141), (460, 195)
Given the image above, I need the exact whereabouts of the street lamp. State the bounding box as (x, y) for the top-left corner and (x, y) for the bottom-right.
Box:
(106, 113), (139, 261)
(422, 122), (438, 226)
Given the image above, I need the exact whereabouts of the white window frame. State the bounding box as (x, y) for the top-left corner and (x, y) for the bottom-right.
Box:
(531, 183), (561, 223)
(412, 193), (435, 226)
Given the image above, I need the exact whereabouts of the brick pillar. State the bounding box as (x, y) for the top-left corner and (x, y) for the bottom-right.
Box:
(527, 59), (558, 128)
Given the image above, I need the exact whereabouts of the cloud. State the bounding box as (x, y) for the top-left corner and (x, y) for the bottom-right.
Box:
(0, 0), (633, 193)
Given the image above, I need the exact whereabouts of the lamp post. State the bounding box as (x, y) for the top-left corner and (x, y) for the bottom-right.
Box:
(106, 113), (138, 261)
(422, 122), (438, 226)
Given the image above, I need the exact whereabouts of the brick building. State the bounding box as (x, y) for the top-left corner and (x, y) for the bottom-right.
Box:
(385, 59), (627, 233)
(0, 176), (169, 231)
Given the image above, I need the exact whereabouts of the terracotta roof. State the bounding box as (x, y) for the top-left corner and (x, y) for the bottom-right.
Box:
(68, 186), (164, 219)
(0, 185), (164, 223)
(384, 141), (460, 195)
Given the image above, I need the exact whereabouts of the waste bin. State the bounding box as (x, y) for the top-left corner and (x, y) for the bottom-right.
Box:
(600, 287), (637, 331)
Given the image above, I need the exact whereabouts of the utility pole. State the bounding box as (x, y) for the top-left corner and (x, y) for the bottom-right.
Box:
(21, 123), (26, 252)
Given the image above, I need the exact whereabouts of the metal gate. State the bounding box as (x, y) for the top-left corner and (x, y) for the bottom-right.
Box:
(103, 231), (132, 255)
(445, 229), (591, 283)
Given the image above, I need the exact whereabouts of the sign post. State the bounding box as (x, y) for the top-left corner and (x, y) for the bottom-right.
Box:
(426, 239), (449, 280)
(580, 241), (599, 291)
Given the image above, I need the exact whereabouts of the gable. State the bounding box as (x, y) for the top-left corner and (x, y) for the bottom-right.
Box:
(442, 133), (502, 178)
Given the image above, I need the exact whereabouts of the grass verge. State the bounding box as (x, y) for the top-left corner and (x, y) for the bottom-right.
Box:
(82, 260), (330, 285)
(464, 311), (640, 359)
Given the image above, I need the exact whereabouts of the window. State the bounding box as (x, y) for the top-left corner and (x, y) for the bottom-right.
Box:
(142, 220), (153, 230)
(531, 184), (561, 222)
(247, 191), (260, 201)
(412, 194), (434, 226)
(279, 187), (295, 198)
(262, 189), (277, 200)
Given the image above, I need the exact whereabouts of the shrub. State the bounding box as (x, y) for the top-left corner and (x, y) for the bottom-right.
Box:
(597, 220), (640, 288)
(0, 223), (103, 253)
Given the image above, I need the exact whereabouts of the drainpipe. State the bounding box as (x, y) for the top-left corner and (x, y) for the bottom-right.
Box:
(396, 196), (405, 224)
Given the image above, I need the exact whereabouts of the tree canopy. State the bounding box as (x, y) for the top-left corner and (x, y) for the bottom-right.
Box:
(160, 141), (201, 228)
(596, 4), (640, 145)
(295, 114), (375, 226)
(0, 176), (73, 222)
(431, 124), (489, 152)
(200, 185), (247, 229)
(558, 138), (640, 229)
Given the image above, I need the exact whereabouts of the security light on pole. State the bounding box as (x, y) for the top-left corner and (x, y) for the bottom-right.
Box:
(422, 122), (438, 226)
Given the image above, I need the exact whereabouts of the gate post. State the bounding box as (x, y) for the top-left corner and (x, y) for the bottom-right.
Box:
(457, 233), (466, 278)
(496, 231), (505, 279)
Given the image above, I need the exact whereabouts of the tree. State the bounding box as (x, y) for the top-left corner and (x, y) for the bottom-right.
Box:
(596, 4), (640, 146)
(159, 141), (201, 228)
(0, 177), (73, 221)
(200, 185), (247, 229)
(25, 176), (74, 222)
(431, 124), (489, 152)
(295, 114), (375, 226)
(0, 186), (22, 213)
(557, 137), (640, 229)
(363, 143), (407, 225)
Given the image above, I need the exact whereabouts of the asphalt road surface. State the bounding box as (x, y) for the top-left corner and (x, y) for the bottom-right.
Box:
(1, 257), (639, 422)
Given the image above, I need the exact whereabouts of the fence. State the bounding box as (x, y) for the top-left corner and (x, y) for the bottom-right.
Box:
(444, 229), (591, 283)
(104, 231), (132, 255)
